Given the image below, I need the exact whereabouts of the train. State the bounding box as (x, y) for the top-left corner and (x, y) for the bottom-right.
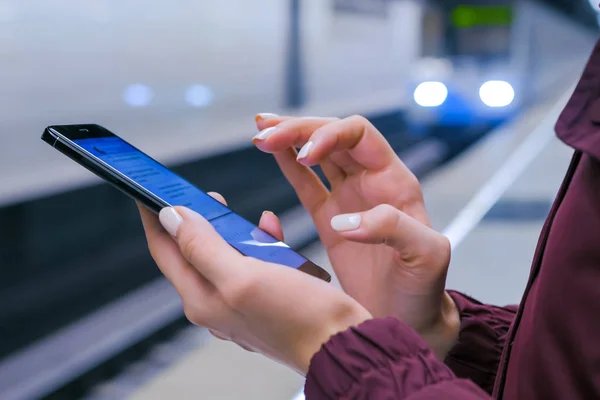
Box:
(405, 0), (600, 131)
(405, 1), (521, 130)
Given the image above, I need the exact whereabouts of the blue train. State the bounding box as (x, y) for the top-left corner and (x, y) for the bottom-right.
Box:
(406, 0), (600, 130)
(405, 1), (521, 129)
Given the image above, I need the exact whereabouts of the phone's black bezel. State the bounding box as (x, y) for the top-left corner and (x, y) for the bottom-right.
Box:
(42, 124), (169, 213)
(41, 124), (331, 282)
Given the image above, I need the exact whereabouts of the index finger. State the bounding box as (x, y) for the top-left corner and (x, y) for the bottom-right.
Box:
(255, 114), (331, 130)
(253, 117), (339, 153)
(255, 114), (293, 130)
(297, 115), (398, 171)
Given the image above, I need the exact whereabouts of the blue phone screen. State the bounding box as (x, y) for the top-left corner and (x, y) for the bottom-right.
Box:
(73, 136), (307, 269)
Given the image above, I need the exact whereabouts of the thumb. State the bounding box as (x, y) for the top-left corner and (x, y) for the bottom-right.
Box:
(159, 206), (242, 284)
(330, 204), (443, 257)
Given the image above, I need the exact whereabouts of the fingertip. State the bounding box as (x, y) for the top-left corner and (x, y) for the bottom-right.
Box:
(252, 136), (269, 149)
(173, 206), (204, 222)
(255, 113), (278, 122)
(296, 156), (315, 167)
(207, 191), (227, 206)
(259, 210), (285, 241)
(330, 213), (362, 232)
(296, 141), (318, 166)
(252, 137), (280, 155)
(255, 114), (280, 132)
(159, 207), (183, 237)
(252, 127), (278, 148)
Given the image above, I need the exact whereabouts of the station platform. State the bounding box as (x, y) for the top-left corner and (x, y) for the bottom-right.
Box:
(116, 69), (577, 400)
(0, 0), (422, 208)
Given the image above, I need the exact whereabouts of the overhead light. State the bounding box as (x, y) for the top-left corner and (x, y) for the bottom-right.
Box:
(413, 81), (448, 107)
(185, 84), (214, 108)
(123, 84), (153, 107)
(479, 80), (514, 107)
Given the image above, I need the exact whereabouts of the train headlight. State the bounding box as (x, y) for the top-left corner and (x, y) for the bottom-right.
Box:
(479, 80), (514, 107)
(413, 81), (448, 107)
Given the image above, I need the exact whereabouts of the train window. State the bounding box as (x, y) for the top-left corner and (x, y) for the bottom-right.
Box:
(422, 1), (515, 62)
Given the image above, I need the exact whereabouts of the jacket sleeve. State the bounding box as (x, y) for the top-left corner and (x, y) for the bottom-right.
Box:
(444, 291), (517, 394)
(304, 317), (492, 399)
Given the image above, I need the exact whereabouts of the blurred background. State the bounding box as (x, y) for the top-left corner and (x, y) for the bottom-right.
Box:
(0, 0), (598, 399)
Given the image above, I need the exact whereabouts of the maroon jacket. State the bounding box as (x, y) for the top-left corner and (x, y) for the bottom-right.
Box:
(304, 40), (600, 399)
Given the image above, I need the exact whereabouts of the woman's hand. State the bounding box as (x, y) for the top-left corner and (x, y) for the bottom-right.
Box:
(137, 195), (371, 375)
(254, 114), (459, 358)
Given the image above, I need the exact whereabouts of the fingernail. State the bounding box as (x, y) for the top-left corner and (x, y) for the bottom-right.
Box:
(331, 213), (361, 232)
(159, 207), (183, 236)
(262, 210), (273, 216)
(297, 141), (314, 160)
(253, 126), (277, 141)
(255, 113), (278, 122)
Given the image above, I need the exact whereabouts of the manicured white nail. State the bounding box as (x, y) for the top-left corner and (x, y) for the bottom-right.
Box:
(253, 126), (277, 141)
(331, 213), (361, 232)
(159, 207), (183, 236)
(256, 113), (278, 120)
(297, 141), (314, 160)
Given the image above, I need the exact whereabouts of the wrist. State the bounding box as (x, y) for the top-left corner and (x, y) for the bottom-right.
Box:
(419, 291), (460, 360)
(298, 306), (372, 376)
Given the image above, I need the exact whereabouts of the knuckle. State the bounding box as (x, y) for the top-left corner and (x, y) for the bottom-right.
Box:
(346, 114), (373, 144)
(373, 203), (397, 219)
(431, 234), (451, 265)
(407, 179), (423, 199)
(394, 177), (423, 208)
(369, 204), (402, 244)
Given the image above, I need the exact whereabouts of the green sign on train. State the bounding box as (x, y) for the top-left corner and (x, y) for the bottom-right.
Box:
(451, 5), (513, 28)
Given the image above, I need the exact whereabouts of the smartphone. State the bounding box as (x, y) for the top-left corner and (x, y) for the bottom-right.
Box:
(42, 124), (331, 282)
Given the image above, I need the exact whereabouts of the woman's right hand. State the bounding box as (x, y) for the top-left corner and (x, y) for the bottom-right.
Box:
(254, 114), (459, 358)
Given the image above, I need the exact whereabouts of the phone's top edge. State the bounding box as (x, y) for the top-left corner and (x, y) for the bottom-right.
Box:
(45, 124), (103, 131)
(42, 124), (108, 143)
(41, 127), (58, 144)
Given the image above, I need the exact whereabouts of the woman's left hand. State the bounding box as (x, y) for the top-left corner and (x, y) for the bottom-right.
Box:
(137, 197), (371, 375)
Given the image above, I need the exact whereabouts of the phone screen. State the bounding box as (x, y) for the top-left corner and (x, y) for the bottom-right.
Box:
(72, 136), (308, 269)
